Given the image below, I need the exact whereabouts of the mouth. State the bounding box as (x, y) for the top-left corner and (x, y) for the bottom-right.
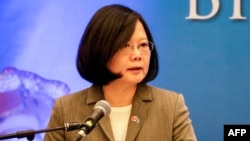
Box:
(127, 67), (143, 71)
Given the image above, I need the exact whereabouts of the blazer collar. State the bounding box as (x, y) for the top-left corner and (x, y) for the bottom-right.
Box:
(86, 84), (152, 102)
(86, 85), (104, 104)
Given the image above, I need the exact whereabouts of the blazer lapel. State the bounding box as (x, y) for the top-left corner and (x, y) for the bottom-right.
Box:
(87, 85), (115, 141)
(99, 116), (115, 141)
(125, 84), (152, 141)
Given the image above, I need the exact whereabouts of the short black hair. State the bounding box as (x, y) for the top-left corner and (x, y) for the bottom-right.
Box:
(76, 4), (158, 86)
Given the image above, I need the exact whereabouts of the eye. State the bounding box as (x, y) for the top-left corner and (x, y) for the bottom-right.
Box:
(140, 42), (149, 48)
(123, 43), (131, 48)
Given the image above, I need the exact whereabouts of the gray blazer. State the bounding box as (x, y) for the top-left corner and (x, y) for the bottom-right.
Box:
(44, 84), (197, 141)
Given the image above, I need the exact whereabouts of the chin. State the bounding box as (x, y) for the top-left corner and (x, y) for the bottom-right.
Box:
(128, 77), (145, 84)
(120, 73), (146, 84)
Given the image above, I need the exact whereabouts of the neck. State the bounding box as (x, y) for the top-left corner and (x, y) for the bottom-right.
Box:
(102, 82), (137, 107)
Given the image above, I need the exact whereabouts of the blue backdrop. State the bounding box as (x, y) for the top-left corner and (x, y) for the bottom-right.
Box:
(1, 0), (250, 140)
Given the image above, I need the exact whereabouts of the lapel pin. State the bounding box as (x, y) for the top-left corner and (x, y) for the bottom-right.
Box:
(131, 115), (140, 124)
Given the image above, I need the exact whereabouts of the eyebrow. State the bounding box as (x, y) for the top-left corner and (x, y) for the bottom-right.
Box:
(128, 37), (148, 43)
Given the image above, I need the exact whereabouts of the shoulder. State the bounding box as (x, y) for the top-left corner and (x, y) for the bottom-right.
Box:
(55, 87), (90, 105)
(141, 84), (186, 108)
(145, 84), (180, 99)
(55, 84), (104, 105)
(149, 85), (179, 95)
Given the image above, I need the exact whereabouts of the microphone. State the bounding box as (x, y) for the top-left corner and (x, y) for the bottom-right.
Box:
(74, 100), (111, 141)
(64, 122), (84, 132)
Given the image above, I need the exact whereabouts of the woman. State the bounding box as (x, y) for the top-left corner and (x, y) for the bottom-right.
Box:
(44, 4), (197, 141)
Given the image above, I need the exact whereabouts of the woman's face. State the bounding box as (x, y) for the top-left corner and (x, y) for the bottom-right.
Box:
(107, 20), (151, 85)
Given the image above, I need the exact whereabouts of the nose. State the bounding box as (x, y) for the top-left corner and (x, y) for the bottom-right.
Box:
(130, 47), (142, 61)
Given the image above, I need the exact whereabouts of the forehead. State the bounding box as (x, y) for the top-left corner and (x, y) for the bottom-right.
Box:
(129, 21), (148, 42)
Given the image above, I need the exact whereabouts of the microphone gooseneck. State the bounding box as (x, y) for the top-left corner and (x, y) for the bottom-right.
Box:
(0, 122), (84, 140)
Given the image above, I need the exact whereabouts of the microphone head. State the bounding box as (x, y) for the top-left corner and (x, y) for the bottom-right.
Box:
(94, 100), (111, 116)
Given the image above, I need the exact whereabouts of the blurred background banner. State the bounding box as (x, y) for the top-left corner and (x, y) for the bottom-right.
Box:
(0, 0), (250, 140)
